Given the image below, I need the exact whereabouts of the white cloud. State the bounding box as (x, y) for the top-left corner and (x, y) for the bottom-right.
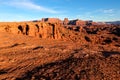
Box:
(102, 9), (114, 13)
(96, 9), (114, 14)
(75, 8), (117, 21)
(3, 0), (58, 13)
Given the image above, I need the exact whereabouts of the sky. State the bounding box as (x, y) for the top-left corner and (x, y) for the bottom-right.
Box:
(0, 0), (120, 22)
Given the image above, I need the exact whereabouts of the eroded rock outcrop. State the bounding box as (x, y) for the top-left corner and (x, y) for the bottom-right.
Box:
(63, 18), (69, 25)
(0, 22), (82, 41)
(0, 19), (120, 45)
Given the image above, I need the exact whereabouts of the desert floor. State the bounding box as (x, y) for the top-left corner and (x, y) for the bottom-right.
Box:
(0, 31), (120, 80)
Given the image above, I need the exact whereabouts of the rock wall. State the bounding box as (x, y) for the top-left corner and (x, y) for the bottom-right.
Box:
(0, 21), (120, 45)
(0, 22), (81, 40)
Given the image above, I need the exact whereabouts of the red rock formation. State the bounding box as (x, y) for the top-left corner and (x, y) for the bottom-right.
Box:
(0, 22), (82, 41)
(68, 19), (86, 26)
(63, 18), (69, 25)
(0, 18), (120, 45)
(41, 18), (62, 24)
(0, 19), (120, 80)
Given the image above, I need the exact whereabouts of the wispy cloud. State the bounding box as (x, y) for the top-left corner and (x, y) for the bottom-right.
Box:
(82, 9), (115, 15)
(75, 8), (118, 21)
(3, 0), (58, 13)
(100, 9), (114, 13)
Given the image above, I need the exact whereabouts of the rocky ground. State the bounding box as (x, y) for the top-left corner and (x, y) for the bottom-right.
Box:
(0, 21), (120, 80)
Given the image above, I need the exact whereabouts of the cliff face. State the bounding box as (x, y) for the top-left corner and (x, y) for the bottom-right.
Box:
(0, 19), (120, 45)
(0, 22), (82, 41)
(0, 22), (58, 39)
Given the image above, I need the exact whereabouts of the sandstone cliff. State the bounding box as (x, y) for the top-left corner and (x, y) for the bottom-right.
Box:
(0, 22), (84, 42)
(0, 19), (120, 45)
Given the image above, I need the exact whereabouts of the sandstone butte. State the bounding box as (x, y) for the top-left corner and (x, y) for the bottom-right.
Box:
(0, 18), (120, 80)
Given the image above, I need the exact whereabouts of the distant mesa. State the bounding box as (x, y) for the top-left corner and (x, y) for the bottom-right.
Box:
(41, 18), (62, 24)
(41, 18), (93, 26)
(105, 21), (120, 25)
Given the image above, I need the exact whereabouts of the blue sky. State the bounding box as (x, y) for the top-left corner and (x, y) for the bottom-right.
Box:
(0, 0), (120, 22)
